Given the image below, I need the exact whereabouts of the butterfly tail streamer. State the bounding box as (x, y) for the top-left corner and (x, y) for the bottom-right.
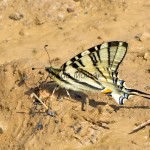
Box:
(126, 88), (150, 99)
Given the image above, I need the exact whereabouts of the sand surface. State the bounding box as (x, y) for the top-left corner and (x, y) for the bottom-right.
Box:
(0, 0), (150, 150)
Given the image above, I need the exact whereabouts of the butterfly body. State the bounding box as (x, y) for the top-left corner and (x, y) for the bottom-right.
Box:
(45, 41), (150, 105)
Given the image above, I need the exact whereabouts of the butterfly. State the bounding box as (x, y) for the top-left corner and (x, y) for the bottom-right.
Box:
(45, 41), (150, 105)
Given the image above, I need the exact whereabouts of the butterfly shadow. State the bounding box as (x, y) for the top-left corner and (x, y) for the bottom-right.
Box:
(110, 104), (150, 112)
(25, 81), (107, 111)
(25, 82), (150, 113)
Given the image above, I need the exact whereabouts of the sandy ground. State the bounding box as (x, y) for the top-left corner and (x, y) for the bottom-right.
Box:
(0, 0), (150, 150)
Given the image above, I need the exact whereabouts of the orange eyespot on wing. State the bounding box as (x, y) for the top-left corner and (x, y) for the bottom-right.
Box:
(101, 88), (112, 94)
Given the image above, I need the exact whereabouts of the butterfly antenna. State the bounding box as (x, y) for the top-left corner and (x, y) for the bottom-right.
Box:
(44, 45), (51, 67)
(32, 67), (44, 70)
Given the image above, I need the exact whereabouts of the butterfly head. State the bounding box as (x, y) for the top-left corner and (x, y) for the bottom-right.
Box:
(45, 67), (52, 73)
(45, 66), (62, 75)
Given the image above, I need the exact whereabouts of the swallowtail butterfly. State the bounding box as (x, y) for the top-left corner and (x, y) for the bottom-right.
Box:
(45, 41), (150, 105)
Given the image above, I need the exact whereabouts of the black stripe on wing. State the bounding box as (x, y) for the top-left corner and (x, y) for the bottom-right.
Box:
(62, 71), (105, 91)
(109, 42), (128, 72)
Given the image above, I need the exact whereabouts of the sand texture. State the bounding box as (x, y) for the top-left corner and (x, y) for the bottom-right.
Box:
(0, 0), (150, 150)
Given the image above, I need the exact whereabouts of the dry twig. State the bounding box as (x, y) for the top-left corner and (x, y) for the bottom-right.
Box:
(30, 93), (48, 110)
(129, 119), (150, 134)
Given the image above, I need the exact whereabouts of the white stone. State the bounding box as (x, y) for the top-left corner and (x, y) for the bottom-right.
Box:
(144, 52), (150, 60)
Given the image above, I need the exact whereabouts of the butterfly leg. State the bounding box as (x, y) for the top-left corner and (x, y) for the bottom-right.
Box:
(65, 89), (72, 99)
(65, 89), (78, 103)
(85, 97), (89, 112)
(44, 74), (49, 82)
(50, 85), (60, 108)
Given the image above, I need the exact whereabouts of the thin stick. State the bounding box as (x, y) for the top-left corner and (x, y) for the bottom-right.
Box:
(129, 119), (150, 134)
(31, 93), (48, 110)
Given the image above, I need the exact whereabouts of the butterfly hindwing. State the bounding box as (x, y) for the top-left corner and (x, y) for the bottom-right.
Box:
(109, 42), (128, 72)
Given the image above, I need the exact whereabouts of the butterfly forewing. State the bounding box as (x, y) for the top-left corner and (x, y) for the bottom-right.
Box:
(61, 41), (127, 81)
(61, 41), (128, 72)
(57, 41), (128, 93)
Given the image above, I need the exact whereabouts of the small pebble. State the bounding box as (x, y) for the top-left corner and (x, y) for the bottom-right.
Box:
(19, 29), (28, 36)
(144, 52), (150, 60)
(67, 8), (74, 13)
(47, 111), (56, 117)
(0, 127), (3, 134)
(37, 122), (43, 130)
(9, 12), (24, 21)
(134, 32), (150, 41)
(134, 33), (142, 41)
(54, 120), (59, 124)
(140, 32), (150, 41)
(35, 17), (45, 25)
